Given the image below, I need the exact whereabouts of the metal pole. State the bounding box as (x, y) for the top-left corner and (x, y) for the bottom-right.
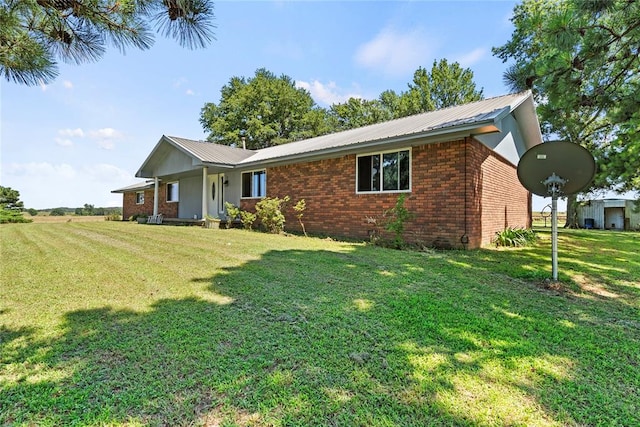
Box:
(551, 194), (558, 281)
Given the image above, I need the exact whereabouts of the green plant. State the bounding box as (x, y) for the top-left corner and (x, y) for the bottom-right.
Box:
(255, 196), (290, 233)
(293, 199), (307, 237)
(104, 212), (121, 221)
(224, 202), (241, 229)
(383, 194), (414, 248)
(239, 210), (257, 230)
(493, 227), (537, 247)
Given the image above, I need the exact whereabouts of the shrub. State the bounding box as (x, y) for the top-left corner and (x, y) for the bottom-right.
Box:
(224, 202), (241, 229)
(384, 194), (414, 249)
(293, 199), (307, 237)
(49, 208), (65, 216)
(104, 212), (121, 221)
(0, 209), (32, 223)
(493, 227), (537, 247)
(239, 210), (257, 230)
(255, 196), (290, 234)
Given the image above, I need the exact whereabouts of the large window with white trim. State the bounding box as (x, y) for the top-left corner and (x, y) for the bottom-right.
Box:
(357, 149), (410, 193)
(167, 182), (179, 202)
(242, 170), (266, 198)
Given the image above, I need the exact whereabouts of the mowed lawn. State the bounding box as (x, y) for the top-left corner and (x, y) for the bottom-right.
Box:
(1, 222), (638, 426)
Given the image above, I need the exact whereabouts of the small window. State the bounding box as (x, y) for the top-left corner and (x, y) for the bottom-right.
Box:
(135, 191), (144, 205)
(357, 149), (411, 193)
(241, 170), (266, 198)
(167, 182), (179, 202)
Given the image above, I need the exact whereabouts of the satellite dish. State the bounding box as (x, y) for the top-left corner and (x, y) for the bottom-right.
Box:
(517, 141), (596, 196)
(517, 141), (596, 282)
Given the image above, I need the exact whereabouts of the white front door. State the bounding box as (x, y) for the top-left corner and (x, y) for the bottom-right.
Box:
(207, 174), (226, 218)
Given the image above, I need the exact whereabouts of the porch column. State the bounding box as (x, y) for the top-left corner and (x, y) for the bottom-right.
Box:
(202, 167), (208, 219)
(153, 177), (159, 216)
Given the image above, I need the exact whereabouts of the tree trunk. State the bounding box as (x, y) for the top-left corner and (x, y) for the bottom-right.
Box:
(564, 193), (580, 228)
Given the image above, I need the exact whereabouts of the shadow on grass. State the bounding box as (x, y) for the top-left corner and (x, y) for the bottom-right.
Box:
(1, 241), (639, 425)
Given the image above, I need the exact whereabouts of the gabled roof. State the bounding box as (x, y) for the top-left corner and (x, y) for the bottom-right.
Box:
(135, 91), (541, 178)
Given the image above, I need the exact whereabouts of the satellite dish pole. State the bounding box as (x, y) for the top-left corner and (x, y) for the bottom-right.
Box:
(517, 141), (596, 283)
(542, 173), (567, 281)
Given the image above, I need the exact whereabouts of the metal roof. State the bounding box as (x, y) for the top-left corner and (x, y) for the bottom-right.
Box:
(165, 135), (256, 165)
(111, 181), (154, 193)
(134, 91), (540, 178)
(240, 92), (532, 165)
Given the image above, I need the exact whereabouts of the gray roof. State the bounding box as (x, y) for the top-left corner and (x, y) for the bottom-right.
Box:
(111, 181), (154, 193)
(166, 136), (256, 165)
(240, 92), (532, 166)
(134, 91), (541, 178)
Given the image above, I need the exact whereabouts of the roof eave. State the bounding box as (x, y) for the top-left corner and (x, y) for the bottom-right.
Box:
(238, 120), (500, 169)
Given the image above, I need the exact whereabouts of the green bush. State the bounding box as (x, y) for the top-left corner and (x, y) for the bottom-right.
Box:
(239, 210), (256, 230)
(293, 199), (307, 237)
(224, 202), (241, 229)
(493, 227), (537, 247)
(255, 196), (290, 234)
(383, 194), (414, 249)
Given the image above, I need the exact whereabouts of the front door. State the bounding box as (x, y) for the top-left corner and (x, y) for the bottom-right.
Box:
(207, 174), (226, 218)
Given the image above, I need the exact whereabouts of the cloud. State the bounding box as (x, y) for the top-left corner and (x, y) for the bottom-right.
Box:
(59, 128), (85, 138)
(455, 48), (487, 67)
(63, 80), (73, 89)
(355, 27), (438, 76)
(54, 138), (74, 147)
(3, 162), (133, 209)
(186, 89), (195, 96)
(296, 80), (363, 106)
(88, 128), (123, 139)
(88, 128), (124, 150)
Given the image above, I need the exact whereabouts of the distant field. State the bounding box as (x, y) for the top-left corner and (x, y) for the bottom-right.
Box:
(1, 222), (638, 426)
(28, 215), (116, 223)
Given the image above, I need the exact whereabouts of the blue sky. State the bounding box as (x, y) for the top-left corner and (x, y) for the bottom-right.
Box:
(2, 0), (566, 210)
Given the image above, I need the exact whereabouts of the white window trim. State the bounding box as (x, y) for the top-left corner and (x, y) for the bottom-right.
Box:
(240, 169), (267, 199)
(135, 191), (145, 205)
(355, 147), (412, 194)
(167, 181), (179, 203)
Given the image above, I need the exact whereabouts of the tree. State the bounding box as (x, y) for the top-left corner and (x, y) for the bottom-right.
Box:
(200, 68), (331, 149)
(329, 97), (392, 131)
(49, 207), (65, 216)
(401, 59), (484, 115)
(328, 59), (483, 130)
(0, 186), (31, 223)
(1, 0), (216, 86)
(493, 0), (640, 225)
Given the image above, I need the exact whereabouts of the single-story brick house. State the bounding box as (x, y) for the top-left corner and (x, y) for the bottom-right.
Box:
(112, 91), (542, 248)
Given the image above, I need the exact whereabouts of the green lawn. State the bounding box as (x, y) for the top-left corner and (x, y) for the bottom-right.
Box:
(1, 222), (638, 426)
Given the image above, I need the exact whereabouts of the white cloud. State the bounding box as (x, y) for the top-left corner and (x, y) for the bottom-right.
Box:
(3, 162), (133, 209)
(296, 80), (363, 106)
(355, 27), (438, 76)
(455, 48), (487, 67)
(54, 137), (73, 147)
(63, 80), (73, 89)
(58, 128), (85, 138)
(88, 128), (123, 139)
(186, 89), (195, 96)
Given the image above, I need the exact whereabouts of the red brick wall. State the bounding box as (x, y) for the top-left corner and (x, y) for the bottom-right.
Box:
(241, 138), (531, 248)
(121, 184), (178, 219)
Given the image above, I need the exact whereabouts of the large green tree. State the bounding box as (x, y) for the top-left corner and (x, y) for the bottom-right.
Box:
(330, 59), (484, 130)
(1, 0), (215, 86)
(493, 0), (640, 223)
(200, 68), (332, 149)
(0, 186), (30, 223)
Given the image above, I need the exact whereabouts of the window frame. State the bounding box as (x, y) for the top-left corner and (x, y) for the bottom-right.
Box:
(166, 181), (179, 202)
(355, 148), (412, 194)
(135, 191), (144, 205)
(241, 169), (267, 199)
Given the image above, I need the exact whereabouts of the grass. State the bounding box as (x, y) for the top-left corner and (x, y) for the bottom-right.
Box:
(1, 222), (638, 426)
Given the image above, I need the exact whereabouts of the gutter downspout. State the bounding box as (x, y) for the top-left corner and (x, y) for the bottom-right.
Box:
(202, 167), (208, 220)
(153, 177), (159, 216)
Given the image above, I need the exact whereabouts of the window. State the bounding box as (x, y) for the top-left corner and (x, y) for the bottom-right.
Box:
(167, 182), (179, 202)
(135, 191), (144, 205)
(357, 149), (410, 193)
(242, 170), (266, 198)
